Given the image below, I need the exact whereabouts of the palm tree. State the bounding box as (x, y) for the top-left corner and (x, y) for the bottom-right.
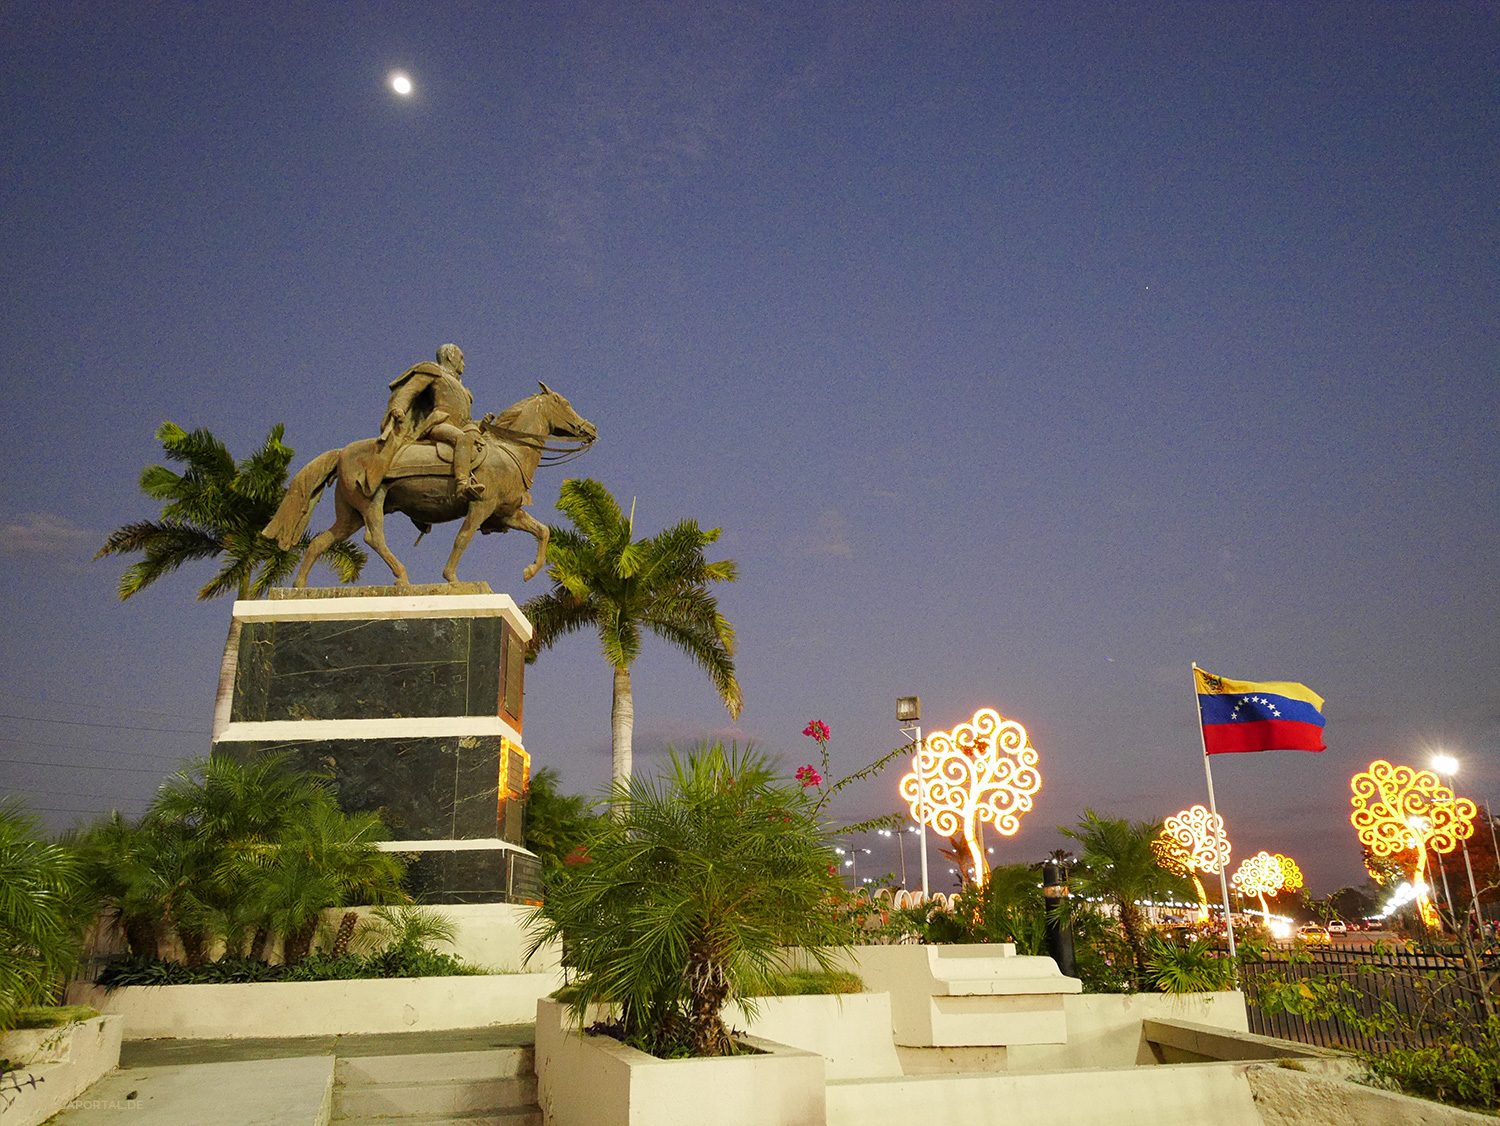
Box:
(0, 801), (91, 1030)
(521, 479), (741, 793)
(527, 744), (845, 1057)
(1061, 810), (1195, 988)
(95, 422), (365, 739)
(244, 803), (406, 964)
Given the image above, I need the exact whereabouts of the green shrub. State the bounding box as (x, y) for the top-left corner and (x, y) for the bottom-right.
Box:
(1143, 933), (1234, 993)
(759, 971), (864, 996)
(1367, 1042), (1500, 1111)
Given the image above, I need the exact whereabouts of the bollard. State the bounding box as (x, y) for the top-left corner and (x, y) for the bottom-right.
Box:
(1042, 859), (1077, 978)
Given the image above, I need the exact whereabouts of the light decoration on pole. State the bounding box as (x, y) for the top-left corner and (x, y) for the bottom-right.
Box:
(1276, 854), (1304, 894)
(898, 706), (1041, 887)
(1153, 804), (1231, 922)
(1231, 850), (1291, 919)
(1349, 759), (1477, 928)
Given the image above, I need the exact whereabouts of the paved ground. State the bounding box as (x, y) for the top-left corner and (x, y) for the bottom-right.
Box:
(119, 1024), (536, 1068)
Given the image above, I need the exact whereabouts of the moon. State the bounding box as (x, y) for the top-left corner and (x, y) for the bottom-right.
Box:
(390, 72), (413, 96)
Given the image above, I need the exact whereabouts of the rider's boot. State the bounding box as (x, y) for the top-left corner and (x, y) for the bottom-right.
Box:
(455, 438), (485, 499)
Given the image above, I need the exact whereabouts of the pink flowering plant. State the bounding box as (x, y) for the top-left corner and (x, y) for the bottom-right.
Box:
(798, 719), (907, 833)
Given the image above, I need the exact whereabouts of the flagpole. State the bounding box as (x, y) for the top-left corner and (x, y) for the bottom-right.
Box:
(1193, 663), (1240, 979)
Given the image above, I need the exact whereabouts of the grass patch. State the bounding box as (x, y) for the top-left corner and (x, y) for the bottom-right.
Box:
(759, 970), (864, 996)
(10, 1005), (100, 1029)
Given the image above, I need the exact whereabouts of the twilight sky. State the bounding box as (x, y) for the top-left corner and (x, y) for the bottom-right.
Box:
(2, 1), (1496, 895)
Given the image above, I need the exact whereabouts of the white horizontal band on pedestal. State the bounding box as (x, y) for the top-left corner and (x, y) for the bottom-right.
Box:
(215, 715), (523, 744)
(231, 592), (533, 640)
(376, 837), (538, 857)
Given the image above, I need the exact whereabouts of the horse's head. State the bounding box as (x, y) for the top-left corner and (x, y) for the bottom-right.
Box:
(534, 381), (598, 444)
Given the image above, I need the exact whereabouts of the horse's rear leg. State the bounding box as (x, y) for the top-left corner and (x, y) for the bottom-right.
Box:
(363, 486), (410, 586)
(294, 486), (364, 588)
(502, 511), (550, 582)
(442, 501), (500, 583)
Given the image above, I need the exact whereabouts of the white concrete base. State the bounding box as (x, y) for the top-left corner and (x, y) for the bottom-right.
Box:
(828, 1060), (1265, 1126)
(536, 999), (826, 1126)
(841, 944), (1081, 1047)
(68, 971), (562, 1039)
(1005, 991), (1248, 1072)
(0, 1016), (123, 1126)
(724, 993), (902, 1080)
(1244, 1059), (1499, 1126)
(49, 1055), (334, 1126)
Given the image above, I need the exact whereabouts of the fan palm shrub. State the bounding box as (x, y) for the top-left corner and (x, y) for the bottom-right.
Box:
(244, 802), (406, 964)
(521, 479), (740, 794)
(95, 422), (365, 738)
(528, 743), (845, 1058)
(1143, 932), (1234, 993)
(0, 801), (92, 1030)
(1061, 810), (1195, 988)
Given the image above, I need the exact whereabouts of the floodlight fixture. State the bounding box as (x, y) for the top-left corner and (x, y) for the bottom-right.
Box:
(897, 696), (921, 723)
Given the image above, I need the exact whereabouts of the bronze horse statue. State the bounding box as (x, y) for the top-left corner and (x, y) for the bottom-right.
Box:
(264, 383), (596, 587)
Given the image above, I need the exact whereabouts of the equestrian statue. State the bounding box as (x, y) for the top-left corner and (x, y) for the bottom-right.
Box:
(263, 343), (596, 587)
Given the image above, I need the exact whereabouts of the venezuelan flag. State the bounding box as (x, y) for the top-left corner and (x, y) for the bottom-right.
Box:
(1194, 668), (1327, 755)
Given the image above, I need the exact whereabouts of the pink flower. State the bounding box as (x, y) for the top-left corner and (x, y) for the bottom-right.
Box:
(795, 764), (823, 788)
(802, 719), (830, 744)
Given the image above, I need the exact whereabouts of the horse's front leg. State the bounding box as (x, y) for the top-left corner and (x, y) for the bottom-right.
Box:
(362, 486), (410, 586)
(503, 510), (550, 582)
(442, 499), (501, 583)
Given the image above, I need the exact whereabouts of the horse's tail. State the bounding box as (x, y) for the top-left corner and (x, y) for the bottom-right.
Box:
(263, 448), (341, 549)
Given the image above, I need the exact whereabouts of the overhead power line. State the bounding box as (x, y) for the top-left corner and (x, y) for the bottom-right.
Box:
(0, 712), (209, 736)
(1, 758), (174, 775)
(0, 736), (187, 761)
(0, 690), (206, 723)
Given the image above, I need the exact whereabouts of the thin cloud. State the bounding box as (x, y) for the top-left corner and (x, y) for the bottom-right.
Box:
(0, 512), (93, 560)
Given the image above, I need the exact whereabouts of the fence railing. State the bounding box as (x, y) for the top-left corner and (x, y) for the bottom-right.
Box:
(1241, 943), (1497, 1053)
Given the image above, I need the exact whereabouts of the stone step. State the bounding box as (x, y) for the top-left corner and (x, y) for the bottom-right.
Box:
(336, 1110), (540, 1126)
(337, 1046), (534, 1085)
(335, 1074), (538, 1119)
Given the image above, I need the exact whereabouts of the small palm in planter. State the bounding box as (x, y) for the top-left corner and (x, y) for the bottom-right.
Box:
(529, 743), (846, 1057)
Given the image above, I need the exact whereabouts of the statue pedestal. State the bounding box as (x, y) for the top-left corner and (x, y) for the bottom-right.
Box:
(212, 584), (540, 904)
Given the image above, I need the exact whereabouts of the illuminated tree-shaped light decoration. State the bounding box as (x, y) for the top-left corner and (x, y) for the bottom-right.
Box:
(1276, 853), (1303, 895)
(1231, 850), (1287, 919)
(1154, 805), (1232, 921)
(1349, 759), (1477, 928)
(898, 707), (1041, 887)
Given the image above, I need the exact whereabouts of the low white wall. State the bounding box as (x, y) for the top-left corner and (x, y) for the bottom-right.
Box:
(0, 1016), (124, 1126)
(828, 1060), (1265, 1126)
(327, 902), (559, 972)
(69, 972), (561, 1039)
(724, 993), (902, 1080)
(1005, 991), (1248, 1072)
(536, 999), (826, 1126)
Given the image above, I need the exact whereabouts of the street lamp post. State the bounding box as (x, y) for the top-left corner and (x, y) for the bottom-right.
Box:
(897, 695), (927, 898)
(1432, 753), (1483, 931)
(878, 827), (910, 888)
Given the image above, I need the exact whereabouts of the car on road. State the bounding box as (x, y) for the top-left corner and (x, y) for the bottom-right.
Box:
(1297, 923), (1331, 945)
(1326, 920), (1348, 935)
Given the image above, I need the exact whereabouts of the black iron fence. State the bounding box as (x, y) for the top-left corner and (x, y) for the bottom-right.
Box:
(1241, 943), (1498, 1053)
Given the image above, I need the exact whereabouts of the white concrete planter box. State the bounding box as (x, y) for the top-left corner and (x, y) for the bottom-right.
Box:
(723, 993), (901, 1080)
(68, 971), (562, 1039)
(1006, 990), (1248, 1072)
(0, 1015), (123, 1126)
(535, 998), (826, 1126)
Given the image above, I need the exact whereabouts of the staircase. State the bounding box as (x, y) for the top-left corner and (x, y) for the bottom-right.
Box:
(332, 1031), (540, 1126)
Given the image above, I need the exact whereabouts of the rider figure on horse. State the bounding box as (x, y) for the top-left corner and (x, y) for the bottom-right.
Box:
(360, 343), (486, 498)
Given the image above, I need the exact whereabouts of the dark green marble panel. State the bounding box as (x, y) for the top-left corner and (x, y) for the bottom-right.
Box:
(226, 614), (516, 722)
(467, 617), (502, 717)
(214, 734), (505, 841)
(230, 622), (275, 723)
(401, 848), (540, 905)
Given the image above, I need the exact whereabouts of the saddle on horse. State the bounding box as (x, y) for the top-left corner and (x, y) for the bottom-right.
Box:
(382, 437), (492, 483)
